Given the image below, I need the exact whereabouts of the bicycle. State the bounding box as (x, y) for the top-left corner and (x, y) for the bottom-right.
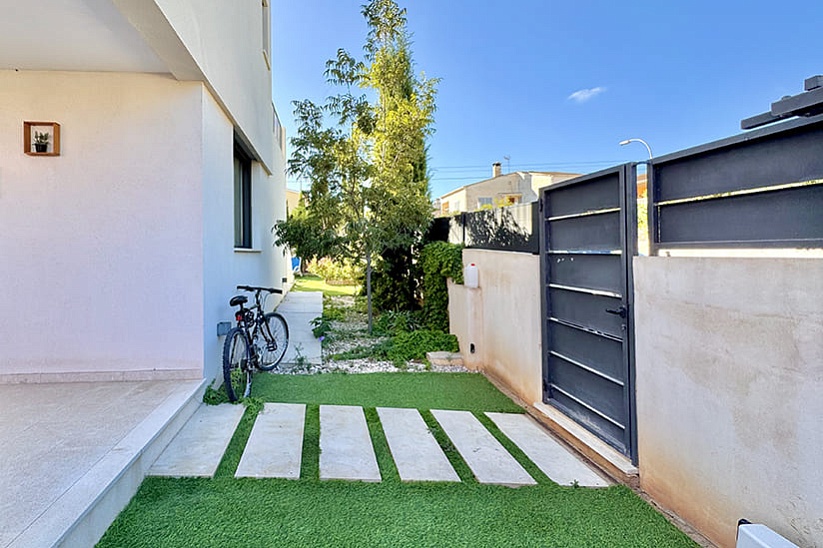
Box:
(223, 285), (290, 402)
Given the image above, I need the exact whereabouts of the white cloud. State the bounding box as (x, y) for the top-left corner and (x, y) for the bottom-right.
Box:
(568, 86), (607, 103)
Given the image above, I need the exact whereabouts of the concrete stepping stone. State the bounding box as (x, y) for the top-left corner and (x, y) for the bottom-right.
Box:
(486, 412), (610, 487)
(236, 403), (306, 479)
(377, 407), (459, 483)
(150, 403), (245, 477)
(320, 405), (381, 482)
(431, 409), (536, 487)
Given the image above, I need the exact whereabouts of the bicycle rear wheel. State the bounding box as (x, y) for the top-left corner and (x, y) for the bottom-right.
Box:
(257, 312), (289, 371)
(222, 327), (251, 402)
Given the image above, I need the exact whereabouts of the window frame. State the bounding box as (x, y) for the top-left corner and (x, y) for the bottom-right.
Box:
(234, 143), (253, 249)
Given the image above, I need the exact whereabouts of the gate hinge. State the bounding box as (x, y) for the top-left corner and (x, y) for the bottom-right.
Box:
(539, 198), (544, 212)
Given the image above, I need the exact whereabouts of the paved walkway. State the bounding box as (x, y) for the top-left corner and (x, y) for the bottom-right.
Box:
(0, 379), (202, 548)
(152, 403), (610, 487)
(275, 291), (322, 367)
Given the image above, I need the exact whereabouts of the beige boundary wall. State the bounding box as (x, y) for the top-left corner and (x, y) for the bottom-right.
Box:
(447, 249), (543, 405)
(449, 249), (823, 548)
(634, 257), (823, 548)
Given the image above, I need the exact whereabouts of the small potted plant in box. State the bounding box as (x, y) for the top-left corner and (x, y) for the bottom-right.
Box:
(33, 131), (50, 153)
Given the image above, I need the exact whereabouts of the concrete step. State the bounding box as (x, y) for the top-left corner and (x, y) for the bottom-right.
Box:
(486, 412), (610, 487)
(426, 351), (464, 367)
(431, 409), (536, 487)
(377, 407), (459, 482)
(7, 379), (205, 548)
(149, 403), (245, 478)
(236, 403), (306, 479)
(319, 405), (381, 482)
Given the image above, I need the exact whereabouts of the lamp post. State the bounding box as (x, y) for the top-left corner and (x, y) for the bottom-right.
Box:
(619, 138), (653, 160)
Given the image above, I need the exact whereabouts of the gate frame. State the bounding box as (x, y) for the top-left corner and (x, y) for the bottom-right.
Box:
(539, 163), (639, 463)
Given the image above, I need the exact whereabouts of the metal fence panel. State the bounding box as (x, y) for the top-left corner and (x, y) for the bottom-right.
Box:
(650, 114), (823, 250)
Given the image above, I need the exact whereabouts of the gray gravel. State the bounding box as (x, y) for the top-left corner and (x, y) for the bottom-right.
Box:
(273, 295), (468, 375)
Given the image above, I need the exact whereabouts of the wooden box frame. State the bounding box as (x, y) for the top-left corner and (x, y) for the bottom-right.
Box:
(24, 121), (61, 156)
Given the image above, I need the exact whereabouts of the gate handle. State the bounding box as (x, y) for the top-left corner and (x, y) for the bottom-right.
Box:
(605, 305), (627, 319)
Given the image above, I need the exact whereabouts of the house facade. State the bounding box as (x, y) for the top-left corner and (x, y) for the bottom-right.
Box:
(437, 163), (578, 216)
(0, 1), (288, 385)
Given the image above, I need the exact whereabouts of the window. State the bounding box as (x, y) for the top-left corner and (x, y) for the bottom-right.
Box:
(234, 144), (252, 248)
(262, 0), (271, 70)
(477, 197), (493, 208)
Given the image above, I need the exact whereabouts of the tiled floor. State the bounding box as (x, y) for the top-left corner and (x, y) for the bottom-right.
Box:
(0, 380), (201, 548)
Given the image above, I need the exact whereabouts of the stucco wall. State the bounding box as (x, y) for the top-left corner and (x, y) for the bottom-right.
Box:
(0, 70), (204, 380)
(448, 249), (543, 404)
(634, 257), (823, 548)
(152, 0), (275, 171)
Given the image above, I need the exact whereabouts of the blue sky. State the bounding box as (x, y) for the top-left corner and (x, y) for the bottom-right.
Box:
(272, 0), (821, 198)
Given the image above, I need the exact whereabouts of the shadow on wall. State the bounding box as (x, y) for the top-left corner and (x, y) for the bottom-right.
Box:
(455, 206), (536, 253)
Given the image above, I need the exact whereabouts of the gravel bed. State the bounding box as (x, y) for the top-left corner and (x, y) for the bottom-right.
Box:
(273, 295), (468, 375)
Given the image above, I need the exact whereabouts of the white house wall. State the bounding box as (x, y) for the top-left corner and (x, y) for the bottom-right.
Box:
(200, 90), (287, 383)
(118, 0), (277, 172)
(0, 70), (205, 382)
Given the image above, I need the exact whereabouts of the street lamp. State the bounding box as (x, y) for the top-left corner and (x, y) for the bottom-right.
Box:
(619, 138), (653, 160)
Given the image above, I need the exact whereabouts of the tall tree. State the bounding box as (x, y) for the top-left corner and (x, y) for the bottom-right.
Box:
(274, 0), (437, 314)
(361, 0), (438, 311)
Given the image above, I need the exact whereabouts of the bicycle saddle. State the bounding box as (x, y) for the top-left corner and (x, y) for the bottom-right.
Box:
(229, 295), (248, 307)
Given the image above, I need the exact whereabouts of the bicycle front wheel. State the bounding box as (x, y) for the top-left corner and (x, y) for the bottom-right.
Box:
(222, 327), (251, 402)
(257, 312), (289, 371)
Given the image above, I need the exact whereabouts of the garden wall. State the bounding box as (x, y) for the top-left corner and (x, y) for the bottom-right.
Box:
(447, 248), (542, 404)
(634, 256), (823, 548)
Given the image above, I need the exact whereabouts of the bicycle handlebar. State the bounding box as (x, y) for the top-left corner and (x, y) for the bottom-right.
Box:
(237, 285), (283, 294)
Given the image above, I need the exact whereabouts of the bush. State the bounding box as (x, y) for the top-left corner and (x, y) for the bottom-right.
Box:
(388, 330), (459, 365)
(308, 258), (363, 284)
(420, 242), (464, 332)
(331, 329), (458, 368)
(374, 310), (423, 335)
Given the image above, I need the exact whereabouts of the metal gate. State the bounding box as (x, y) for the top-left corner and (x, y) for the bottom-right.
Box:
(540, 164), (637, 460)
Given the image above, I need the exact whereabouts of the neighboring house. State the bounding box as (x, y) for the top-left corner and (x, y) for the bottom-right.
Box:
(437, 162), (579, 216)
(0, 1), (288, 385)
(286, 188), (302, 215)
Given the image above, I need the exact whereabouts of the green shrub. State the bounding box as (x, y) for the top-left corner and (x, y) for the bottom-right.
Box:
(308, 258), (363, 284)
(420, 242), (464, 332)
(331, 330), (458, 368)
(388, 330), (459, 366)
(374, 310), (423, 335)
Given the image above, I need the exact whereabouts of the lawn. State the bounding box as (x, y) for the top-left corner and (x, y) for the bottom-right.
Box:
(98, 373), (697, 548)
(292, 273), (359, 297)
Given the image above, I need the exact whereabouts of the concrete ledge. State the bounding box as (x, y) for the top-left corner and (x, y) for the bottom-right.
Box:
(530, 402), (639, 488)
(9, 379), (206, 548)
(0, 369), (203, 384)
(426, 351), (464, 367)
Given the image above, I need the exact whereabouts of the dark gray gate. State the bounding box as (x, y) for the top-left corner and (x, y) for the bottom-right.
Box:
(540, 164), (637, 460)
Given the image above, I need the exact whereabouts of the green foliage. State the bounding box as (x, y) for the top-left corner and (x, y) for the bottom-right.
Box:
(33, 131), (50, 145)
(308, 257), (363, 284)
(273, 198), (341, 265)
(421, 241), (464, 332)
(331, 329), (458, 367)
(374, 309), (422, 335)
(310, 316), (333, 339)
(389, 330), (458, 365)
(283, 0), (438, 315)
(202, 383), (264, 411)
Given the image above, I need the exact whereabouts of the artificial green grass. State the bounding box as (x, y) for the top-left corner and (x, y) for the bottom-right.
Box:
(98, 373), (697, 547)
(99, 479), (695, 547)
(292, 274), (358, 296)
(250, 372), (523, 413)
